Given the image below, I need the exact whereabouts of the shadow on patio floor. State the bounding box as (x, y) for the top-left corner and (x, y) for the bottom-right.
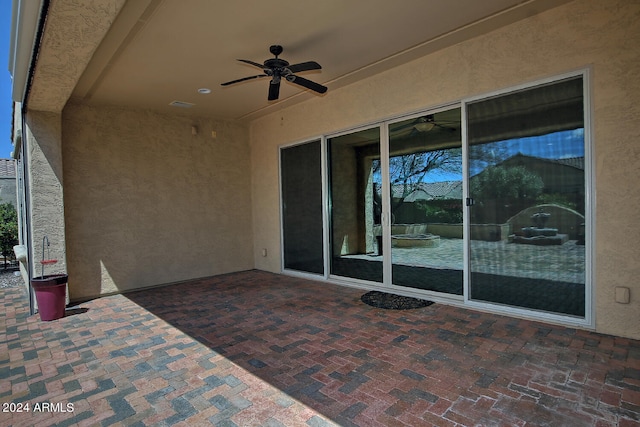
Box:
(2, 270), (639, 426)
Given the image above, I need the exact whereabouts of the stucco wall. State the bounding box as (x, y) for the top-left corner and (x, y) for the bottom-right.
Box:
(63, 104), (253, 300)
(26, 111), (67, 279)
(0, 178), (16, 206)
(249, 0), (640, 339)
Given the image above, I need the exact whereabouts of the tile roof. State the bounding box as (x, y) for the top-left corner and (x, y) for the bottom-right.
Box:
(502, 153), (585, 170)
(393, 181), (462, 201)
(553, 156), (584, 169)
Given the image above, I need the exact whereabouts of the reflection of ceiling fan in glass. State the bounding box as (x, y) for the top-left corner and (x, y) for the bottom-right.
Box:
(412, 115), (458, 132)
(392, 114), (460, 137)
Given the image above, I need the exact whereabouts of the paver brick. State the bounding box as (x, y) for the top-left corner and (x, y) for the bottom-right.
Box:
(2, 270), (640, 426)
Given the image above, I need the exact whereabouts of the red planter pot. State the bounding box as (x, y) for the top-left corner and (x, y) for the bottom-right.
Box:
(31, 274), (68, 321)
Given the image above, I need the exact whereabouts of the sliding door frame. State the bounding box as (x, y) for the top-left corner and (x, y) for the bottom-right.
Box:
(383, 105), (465, 301)
(278, 68), (594, 329)
(279, 137), (328, 280)
(461, 68), (594, 328)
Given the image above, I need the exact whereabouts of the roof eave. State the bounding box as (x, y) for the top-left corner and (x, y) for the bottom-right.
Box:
(8, 0), (45, 104)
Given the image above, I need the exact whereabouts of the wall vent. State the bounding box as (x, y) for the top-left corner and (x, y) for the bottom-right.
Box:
(169, 100), (195, 108)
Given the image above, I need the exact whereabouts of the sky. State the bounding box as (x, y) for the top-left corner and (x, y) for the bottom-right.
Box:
(1, 0), (14, 159)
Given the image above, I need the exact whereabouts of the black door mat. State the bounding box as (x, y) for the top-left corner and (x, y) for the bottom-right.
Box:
(361, 291), (434, 310)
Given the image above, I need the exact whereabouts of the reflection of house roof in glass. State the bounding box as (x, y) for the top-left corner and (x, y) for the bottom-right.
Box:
(0, 159), (16, 178)
(553, 156), (584, 169)
(393, 181), (462, 202)
(501, 153), (584, 170)
(391, 154), (585, 203)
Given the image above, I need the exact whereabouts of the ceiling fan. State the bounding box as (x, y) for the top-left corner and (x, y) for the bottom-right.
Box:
(221, 45), (327, 101)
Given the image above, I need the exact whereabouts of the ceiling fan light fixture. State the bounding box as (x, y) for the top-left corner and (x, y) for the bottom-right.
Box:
(414, 122), (435, 132)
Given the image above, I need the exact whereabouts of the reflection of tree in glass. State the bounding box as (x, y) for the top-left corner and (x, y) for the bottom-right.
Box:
(390, 150), (462, 211)
(471, 165), (543, 201)
(372, 149), (461, 223)
(469, 143), (510, 175)
(470, 165), (544, 223)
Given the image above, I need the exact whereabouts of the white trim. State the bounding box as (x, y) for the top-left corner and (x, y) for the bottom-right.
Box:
(282, 268), (325, 282)
(321, 135), (330, 281)
(462, 101), (471, 303)
(379, 123), (392, 288)
(325, 273), (464, 305)
(278, 136), (324, 151)
(464, 68), (589, 103)
(323, 102), (461, 142)
(583, 67), (596, 328)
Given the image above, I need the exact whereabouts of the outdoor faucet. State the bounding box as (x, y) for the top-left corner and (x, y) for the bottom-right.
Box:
(42, 236), (49, 277)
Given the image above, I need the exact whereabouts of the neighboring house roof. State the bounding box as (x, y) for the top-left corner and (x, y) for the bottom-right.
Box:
(393, 181), (463, 202)
(554, 156), (584, 169)
(0, 159), (16, 178)
(500, 153), (585, 170)
(391, 153), (585, 203)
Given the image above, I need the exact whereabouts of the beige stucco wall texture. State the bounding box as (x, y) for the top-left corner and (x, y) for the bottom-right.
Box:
(250, 0), (640, 339)
(0, 178), (16, 206)
(62, 104), (253, 301)
(28, 0), (126, 113)
(26, 111), (68, 279)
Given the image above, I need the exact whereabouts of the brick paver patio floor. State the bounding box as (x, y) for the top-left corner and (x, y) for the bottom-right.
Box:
(2, 270), (639, 426)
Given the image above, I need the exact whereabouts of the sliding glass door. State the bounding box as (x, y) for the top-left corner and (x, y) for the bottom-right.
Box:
(282, 72), (590, 324)
(387, 108), (464, 295)
(281, 140), (324, 275)
(328, 127), (382, 282)
(466, 76), (587, 317)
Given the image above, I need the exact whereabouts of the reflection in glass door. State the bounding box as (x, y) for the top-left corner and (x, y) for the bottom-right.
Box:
(467, 76), (587, 317)
(387, 108), (463, 294)
(328, 127), (382, 282)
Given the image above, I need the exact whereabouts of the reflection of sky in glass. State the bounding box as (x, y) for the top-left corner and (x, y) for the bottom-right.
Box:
(469, 129), (585, 178)
(373, 129), (585, 185)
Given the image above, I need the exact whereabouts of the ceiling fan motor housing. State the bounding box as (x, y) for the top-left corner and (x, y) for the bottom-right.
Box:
(264, 58), (289, 69)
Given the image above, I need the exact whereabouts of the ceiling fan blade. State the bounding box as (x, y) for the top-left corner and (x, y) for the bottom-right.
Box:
(268, 80), (281, 101)
(287, 61), (322, 73)
(288, 75), (327, 94)
(237, 59), (266, 69)
(221, 75), (266, 86)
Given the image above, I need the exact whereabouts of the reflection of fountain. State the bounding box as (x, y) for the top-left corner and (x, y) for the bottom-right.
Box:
(391, 233), (440, 248)
(531, 211), (550, 228)
(514, 209), (568, 245)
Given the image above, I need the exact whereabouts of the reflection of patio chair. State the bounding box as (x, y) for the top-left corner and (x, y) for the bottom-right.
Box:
(375, 235), (383, 255)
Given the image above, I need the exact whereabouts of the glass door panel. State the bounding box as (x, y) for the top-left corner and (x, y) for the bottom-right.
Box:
(388, 108), (463, 294)
(281, 140), (324, 274)
(328, 128), (382, 282)
(467, 77), (586, 317)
